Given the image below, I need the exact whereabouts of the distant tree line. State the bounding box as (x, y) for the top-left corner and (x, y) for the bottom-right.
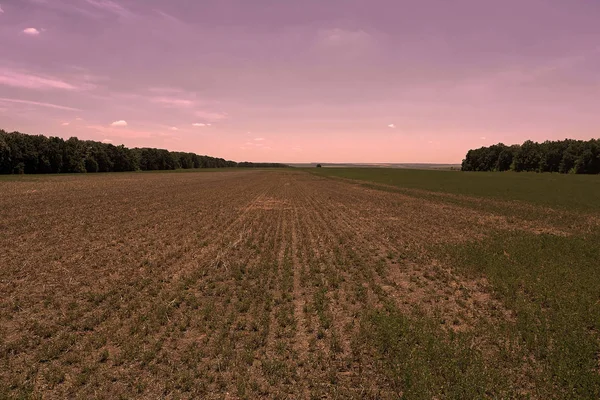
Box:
(461, 139), (600, 174)
(0, 130), (287, 174)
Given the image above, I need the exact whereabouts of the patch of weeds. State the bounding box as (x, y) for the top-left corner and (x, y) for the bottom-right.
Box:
(262, 359), (291, 385)
(361, 304), (506, 398)
(439, 230), (600, 398)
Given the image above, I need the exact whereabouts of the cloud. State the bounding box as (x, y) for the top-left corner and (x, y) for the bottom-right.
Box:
(0, 68), (80, 90)
(61, 122), (70, 126)
(388, 124), (396, 128)
(110, 120), (128, 127)
(319, 28), (372, 47)
(480, 136), (486, 140)
(195, 110), (227, 121)
(456, 48), (600, 96)
(0, 5), (4, 13)
(0, 97), (80, 111)
(87, 124), (153, 138)
(169, 126), (179, 131)
(244, 140), (269, 148)
(151, 97), (194, 108)
(154, 9), (184, 24)
(84, 0), (132, 18)
(101, 139), (113, 144)
(148, 86), (185, 94)
(23, 28), (40, 36)
(26, 0), (100, 18)
(192, 123), (207, 127)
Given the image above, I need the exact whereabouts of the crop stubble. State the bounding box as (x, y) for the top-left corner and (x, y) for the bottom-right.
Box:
(0, 170), (575, 398)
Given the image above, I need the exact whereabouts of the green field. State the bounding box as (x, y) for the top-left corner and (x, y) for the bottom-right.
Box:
(310, 167), (600, 212)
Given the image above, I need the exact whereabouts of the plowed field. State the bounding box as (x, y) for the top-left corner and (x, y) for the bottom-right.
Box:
(2, 170), (599, 398)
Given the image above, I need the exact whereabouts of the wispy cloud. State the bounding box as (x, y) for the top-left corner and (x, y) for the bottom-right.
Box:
(318, 28), (372, 47)
(388, 124), (396, 128)
(0, 68), (86, 90)
(101, 139), (113, 143)
(192, 123), (210, 127)
(27, 0), (101, 19)
(457, 47), (600, 95)
(84, 0), (133, 18)
(244, 140), (270, 149)
(154, 9), (183, 24)
(61, 122), (70, 126)
(151, 97), (194, 108)
(195, 110), (227, 121)
(0, 5), (4, 14)
(0, 97), (81, 111)
(110, 120), (128, 127)
(87, 124), (153, 138)
(148, 86), (185, 95)
(23, 28), (40, 36)
(169, 126), (179, 131)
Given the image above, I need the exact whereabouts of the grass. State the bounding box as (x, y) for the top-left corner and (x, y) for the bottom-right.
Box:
(438, 231), (600, 398)
(361, 305), (503, 399)
(310, 167), (600, 212)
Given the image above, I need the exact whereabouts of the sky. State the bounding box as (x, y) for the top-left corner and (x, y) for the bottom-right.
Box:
(1, 0), (599, 163)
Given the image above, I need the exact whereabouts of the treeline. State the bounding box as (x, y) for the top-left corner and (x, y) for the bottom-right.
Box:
(0, 130), (287, 174)
(461, 139), (600, 174)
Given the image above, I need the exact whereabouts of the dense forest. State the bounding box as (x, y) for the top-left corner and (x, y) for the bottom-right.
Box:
(0, 130), (287, 174)
(462, 139), (600, 174)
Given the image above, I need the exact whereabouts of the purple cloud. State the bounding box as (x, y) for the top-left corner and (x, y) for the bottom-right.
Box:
(22, 28), (40, 36)
(194, 111), (227, 121)
(0, 68), (78, 90)
(151, 97), (194, 108)
(84, 0), (133, 18)
(318, 28), (372, 47)
(0, 97), (80, 111)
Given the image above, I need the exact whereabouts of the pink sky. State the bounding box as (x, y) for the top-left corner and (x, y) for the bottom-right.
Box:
(1, 0), (599, 163)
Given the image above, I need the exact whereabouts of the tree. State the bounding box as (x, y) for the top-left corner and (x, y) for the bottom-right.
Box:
(462, 138), (600, 175)
(0, 131), (12, 174)
(496, 148), (514, 171)
(0, 130), (286, 175)
(63, 137), (86, 173)
(512, 140), (541, 172)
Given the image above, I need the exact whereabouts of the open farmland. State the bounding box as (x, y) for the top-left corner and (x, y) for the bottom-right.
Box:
(1, 169), (600, 399)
